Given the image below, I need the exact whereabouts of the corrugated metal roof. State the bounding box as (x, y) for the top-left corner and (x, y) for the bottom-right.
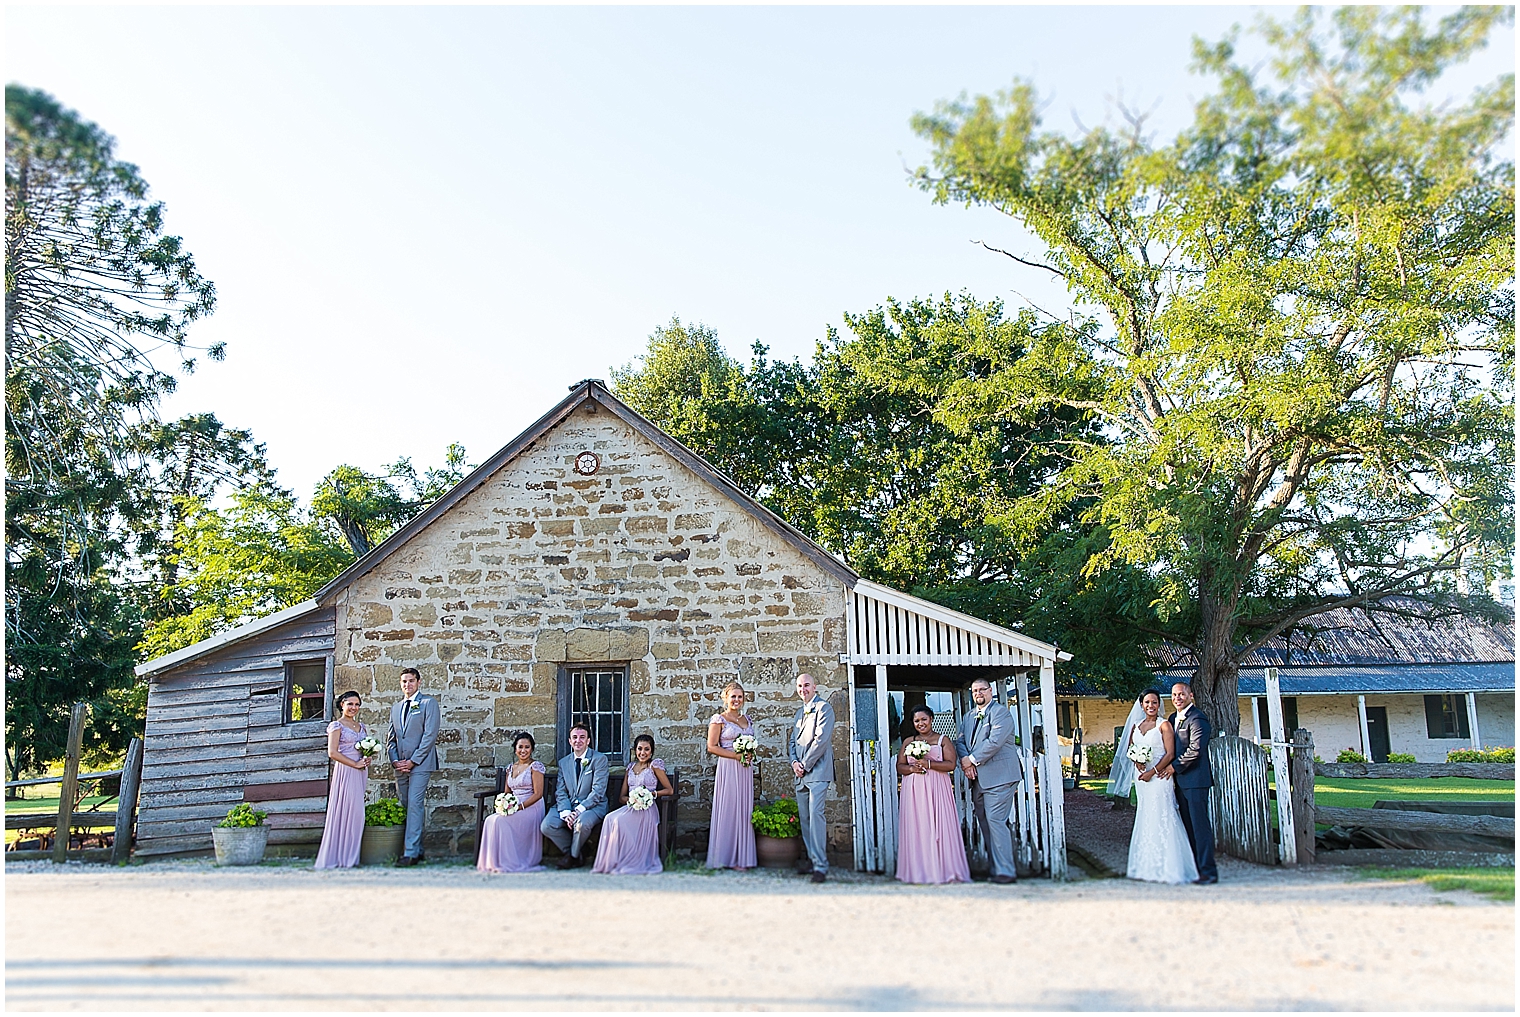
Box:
(1226, 662), (1515, 696)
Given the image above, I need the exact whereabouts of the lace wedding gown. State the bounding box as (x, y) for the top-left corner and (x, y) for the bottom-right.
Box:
(1125, 722), (1201, 884)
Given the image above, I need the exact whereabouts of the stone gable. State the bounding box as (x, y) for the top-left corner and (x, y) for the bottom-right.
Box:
(333, 402), (851, 857)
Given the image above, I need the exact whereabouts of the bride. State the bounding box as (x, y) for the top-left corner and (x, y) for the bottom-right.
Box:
(1109, 689), (1200, 884)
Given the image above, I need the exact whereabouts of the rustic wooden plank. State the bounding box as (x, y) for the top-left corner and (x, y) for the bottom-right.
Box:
(139, 770), (250, 796)
(5, 769), (121, 790)
(139, 742), (248, 769)
(1315, 805), (1516, 837)
(7, 814), (118, 831)
(1314, 761), (1515, 781)
(133, 832), (214, 856)
(242, 768), (330, 789)
(131, 786), (244, 811)
(142, 757), (248, 780)
(153, 633), (335, 683)
(52, 703), (89, 864)
(138, 801), (246, 824)
(1317, 848), (1516, 868)
(267, 827), (323, 846)
(149, 683), (261, 707)
(1290, 729), (1316, 865)
(246, 724), (331, 745)
(1208, 735), (1274, 865)
(144, 700), (248, 723)
(266, 811), (326, 829)
(145, 714), (250, 736)
(245, 779), (329, 802)
(6, 848), (113, 862)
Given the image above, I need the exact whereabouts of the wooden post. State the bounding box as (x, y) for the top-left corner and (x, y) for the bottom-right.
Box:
(1357, 695), (1372, 760)
(1289, 728), (1315, 865)
(52, 702), (89, 863)
(1465, 692), (1483, 750)
(1250, 697), (1262, 743)
(1039, 659), (1067, 880)
(111, 737), (144, 865)
(1263, 668), (1297, 866)
(874, 664), (895, 874)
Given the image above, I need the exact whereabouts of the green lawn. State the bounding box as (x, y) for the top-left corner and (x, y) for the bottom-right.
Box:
(1304, 777), (1514, 810)
(5, 795), (115, 814)
(1360, 866), (1515, 901)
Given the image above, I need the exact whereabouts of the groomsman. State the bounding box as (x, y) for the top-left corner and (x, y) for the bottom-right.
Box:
(387, 667), (441, 866)
(1164, 681), (1218, 884)
(956, 679), (1023, 884)
(788, 673), (835, 883)
(541, 723), (610, 868)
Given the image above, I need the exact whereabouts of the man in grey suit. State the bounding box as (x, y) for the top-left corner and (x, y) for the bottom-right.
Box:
(540, 722), (610, 868)
(387, 667), (441, 866)
(788, 673), (835, 883)
(956, 678), (1022, 884)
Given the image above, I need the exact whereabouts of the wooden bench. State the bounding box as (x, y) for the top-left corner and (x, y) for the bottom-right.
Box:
(472, 766), (679, 860)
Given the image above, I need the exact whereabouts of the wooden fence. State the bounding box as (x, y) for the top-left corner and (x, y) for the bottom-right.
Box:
(1207, 735), (1275, 865)
(5, 703), (144, 864)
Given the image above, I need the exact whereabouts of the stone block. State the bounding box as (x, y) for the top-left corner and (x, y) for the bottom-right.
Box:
(565, 627), (611, 660)
(606, 627), (651, 660)
(651, 641), (681, 660)
(541, 519), (576, 537)
(352, 602), (392, 629)
(790, 593), (828, 616)
(531, 661), (559, 692)
(495, 695), (556, 729)
(535, 629), (567, 661)
(399, 604), (439, 626)
(757, 629), (820, 653)
(675, 513), (712, 529)
(627, 516), (668, 534)
(384, 643), (434, 663)
(373, 664), (404, 692)
(334, 665), (371, 695)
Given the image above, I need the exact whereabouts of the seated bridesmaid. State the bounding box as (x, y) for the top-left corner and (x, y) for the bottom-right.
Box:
(895, 704), (971, 885)
(592, 734), (673, 875)
(477, 731), (548, 874)
(314, 691), (371, 869)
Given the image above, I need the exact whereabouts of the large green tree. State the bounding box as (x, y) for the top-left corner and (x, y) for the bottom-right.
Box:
(911, 7), (1514, 729)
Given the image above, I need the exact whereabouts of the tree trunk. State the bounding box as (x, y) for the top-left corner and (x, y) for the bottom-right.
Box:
(1194, 594), (1242, 735)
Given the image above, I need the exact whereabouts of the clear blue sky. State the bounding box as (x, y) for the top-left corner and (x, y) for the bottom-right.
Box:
(7, 6), (1513, 497)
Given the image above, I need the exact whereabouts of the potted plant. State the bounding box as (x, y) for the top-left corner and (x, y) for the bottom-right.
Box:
(212, 804), (269, 866)
(360, 798), (407, 865)
(1062, 760), (1077, 790)
(751, 797), (801, 869)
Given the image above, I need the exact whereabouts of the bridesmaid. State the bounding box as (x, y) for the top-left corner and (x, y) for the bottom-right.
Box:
(477, 732), (548, 874)
(592, 734), (673, 875)
(895, 704), (971, 884)
(314, 691), (371, 869)
(705, 681), (757, 870)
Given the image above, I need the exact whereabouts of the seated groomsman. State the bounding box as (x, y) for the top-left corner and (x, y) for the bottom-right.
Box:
(540, 723), (610, 868)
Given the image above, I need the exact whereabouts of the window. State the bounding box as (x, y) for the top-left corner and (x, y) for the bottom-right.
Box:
(558, 666), (629, 764)
(1057, 700), (1077, 738)
(285, 659), (327, 724)
(1424, 695), (1470, 739)
(1255, 696), (1298, 736)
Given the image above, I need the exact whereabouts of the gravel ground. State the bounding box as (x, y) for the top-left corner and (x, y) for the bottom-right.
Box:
(5, 851), (1512, 1012)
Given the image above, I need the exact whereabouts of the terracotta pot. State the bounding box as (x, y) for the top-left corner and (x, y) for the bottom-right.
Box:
(211, 825), (268, 866)
(755, 834), (800, 869)
(360, 825), (406, 866)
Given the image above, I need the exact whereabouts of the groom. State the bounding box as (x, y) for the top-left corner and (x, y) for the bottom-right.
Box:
(387, 667), (441, 866)
(541, 722), (609, 868)
(956, 679), (1022, 884)
(1162, 681), (1218, 884)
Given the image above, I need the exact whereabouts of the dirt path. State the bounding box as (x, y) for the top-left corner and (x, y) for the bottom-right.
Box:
(5, 858), (1512, 1011)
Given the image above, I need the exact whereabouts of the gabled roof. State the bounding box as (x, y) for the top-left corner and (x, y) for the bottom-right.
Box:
(313, 379), (854, 604)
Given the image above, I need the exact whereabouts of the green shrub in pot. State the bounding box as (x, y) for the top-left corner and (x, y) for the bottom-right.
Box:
(217, 804), (268, 828)
(751, 797), (799, 838)
(364, 798), (406, 827)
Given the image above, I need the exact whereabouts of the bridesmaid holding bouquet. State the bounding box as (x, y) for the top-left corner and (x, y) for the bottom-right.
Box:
(592, 734), (673, 875)
(705, 682), (757, 870)
(894, 704), (971, 884)
(477, 732), (548, 873)
(314, 691), (373, 869)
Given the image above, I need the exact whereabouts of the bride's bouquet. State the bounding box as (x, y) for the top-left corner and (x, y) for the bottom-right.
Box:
(1126, 743), (1152, 766)
(494, 791), (521, 816)
(905, 740), (931, 761)
(355, 736), (381, 759)
(732, 734), (758, 767)
(629, 786), (656, 811)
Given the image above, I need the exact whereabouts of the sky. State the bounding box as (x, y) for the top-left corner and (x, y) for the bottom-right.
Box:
(7, 5), (1514, 499)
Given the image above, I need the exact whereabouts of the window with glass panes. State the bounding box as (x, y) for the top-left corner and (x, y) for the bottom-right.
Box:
(284, 659), (327, 724)
(1424, 694), (1470, 739)
(559, 667), (629, 764)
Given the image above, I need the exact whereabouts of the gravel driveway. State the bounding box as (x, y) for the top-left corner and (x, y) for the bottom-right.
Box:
(5, 857), (1512, 1011)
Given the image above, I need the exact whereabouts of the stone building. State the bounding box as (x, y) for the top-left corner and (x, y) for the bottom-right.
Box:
(134, 380), (1071, 873)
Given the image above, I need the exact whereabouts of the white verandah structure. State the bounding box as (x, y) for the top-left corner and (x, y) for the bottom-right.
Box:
(842, 579), (1074, 879)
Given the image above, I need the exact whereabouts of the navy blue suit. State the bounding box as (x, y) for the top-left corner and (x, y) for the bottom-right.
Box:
(1168, 706), (1217, 881)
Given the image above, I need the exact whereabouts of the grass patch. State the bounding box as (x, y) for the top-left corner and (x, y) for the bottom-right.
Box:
(1309, 777), (1514, 810)
(662, 853), (718, 875)
(1360, 866), (1515, 901)
(6, 795), (115, 814)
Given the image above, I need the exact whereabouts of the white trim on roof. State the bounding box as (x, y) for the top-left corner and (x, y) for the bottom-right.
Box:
(844, 578), (1071, 666)
(134, 600), (321, 678)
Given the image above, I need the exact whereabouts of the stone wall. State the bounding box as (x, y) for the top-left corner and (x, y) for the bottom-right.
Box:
(332, 401), (853, 859)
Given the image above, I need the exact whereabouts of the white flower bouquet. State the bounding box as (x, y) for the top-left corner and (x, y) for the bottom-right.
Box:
(732, 734), (758, 767)
(355, 736), (381, 758)
(1126, 743), (1153, 766)
(905, 740), (931, 760)
(494, 791), (521, 816)
(629, 786), (656, 812)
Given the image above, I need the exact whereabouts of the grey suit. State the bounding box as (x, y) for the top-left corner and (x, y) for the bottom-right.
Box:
(539, 750), (610, 859)
(387, 693), (441, 859)
(954, 700), (1022, 879)
(788, 694), (836, 874)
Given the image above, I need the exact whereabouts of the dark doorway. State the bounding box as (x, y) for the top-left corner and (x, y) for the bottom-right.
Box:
(1365, 706), (1390, 762)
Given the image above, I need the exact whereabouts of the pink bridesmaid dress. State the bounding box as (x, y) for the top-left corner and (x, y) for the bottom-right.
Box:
(314, 721), (368, 869)
(706, 715), (756, 869)
(592, 759), (665, 875)
(895, 735), (971, 884)
(477, 760), (547, 873)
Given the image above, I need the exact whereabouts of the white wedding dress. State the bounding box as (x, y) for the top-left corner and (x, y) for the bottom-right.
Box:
(1125, 722), (1201, 884)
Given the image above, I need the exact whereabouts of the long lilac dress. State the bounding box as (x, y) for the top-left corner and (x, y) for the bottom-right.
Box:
(895, 736), (971, 884)
(706, 715), (756, 869)
(592, 759), (665, 875)
(314, 721), (369, 869)
(477, 760), (547, 874)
